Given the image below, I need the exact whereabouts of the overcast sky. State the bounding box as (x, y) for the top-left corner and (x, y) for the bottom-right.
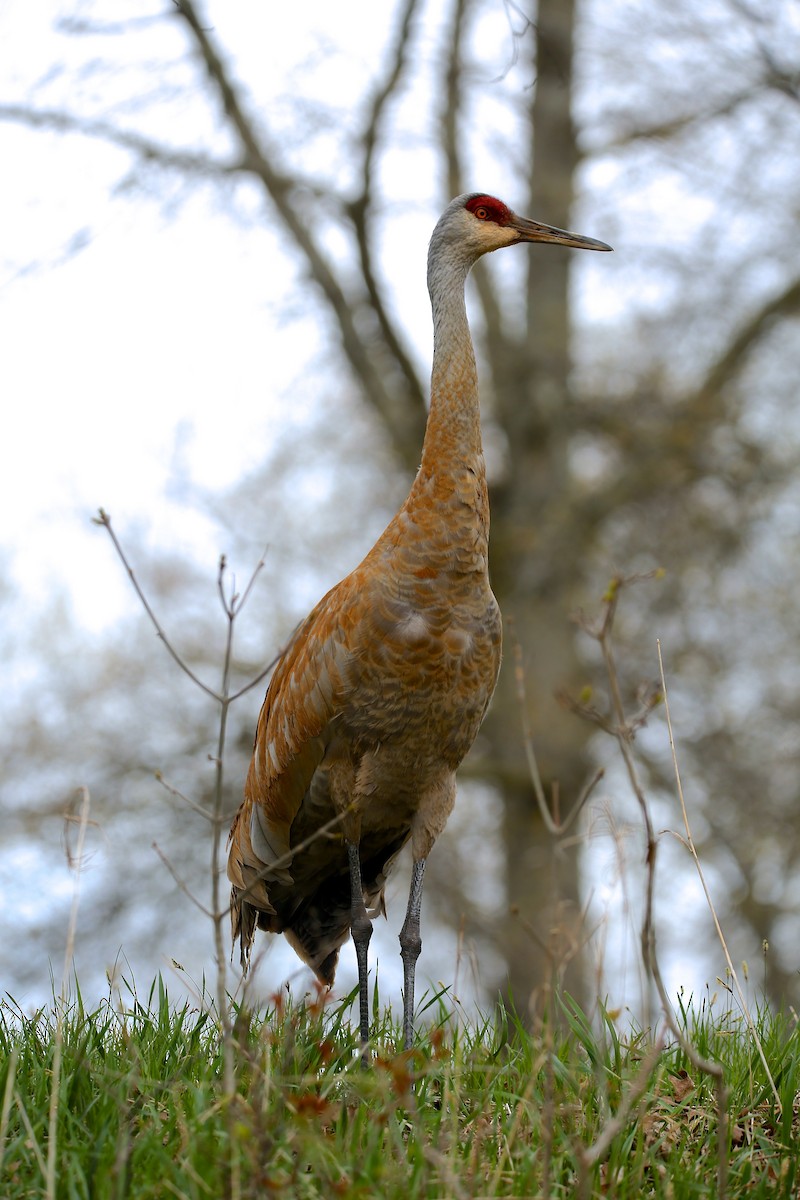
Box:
(2, 4), (327, 631)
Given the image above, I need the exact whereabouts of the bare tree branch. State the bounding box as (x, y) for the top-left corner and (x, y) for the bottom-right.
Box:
(173, 0), (425, 471)
(550, 271), (800, 534)
(599, 85), (764, 150)
(694, 276), (800, 404)
(57, 14), (165, 36)
(511, 630), (604, 834)
(567, 582), (729, 1199)
(347, 0), (428, 424)
(438, 0), (508, 395)
(0, 103), (236, 176)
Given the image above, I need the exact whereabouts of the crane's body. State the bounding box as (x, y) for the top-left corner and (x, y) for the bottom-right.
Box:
(228, 194), (611, 1051)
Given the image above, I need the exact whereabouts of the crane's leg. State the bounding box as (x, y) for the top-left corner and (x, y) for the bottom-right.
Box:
(399, 858), (426, 1051)
(346, 840), (373, 1055)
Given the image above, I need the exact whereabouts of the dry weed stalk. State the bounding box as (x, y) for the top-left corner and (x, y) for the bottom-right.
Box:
(46, 786), (92, 1200)
(95, 509), (283, 1200)
(533, 573), (731, 1198)
(657, 641), (779, 1108)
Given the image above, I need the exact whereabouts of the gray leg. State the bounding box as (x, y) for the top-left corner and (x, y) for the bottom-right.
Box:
(347, 840), (373, 1054)
(399, 858), (426, 1051)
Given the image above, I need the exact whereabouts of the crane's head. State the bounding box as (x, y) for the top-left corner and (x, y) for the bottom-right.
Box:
(431, 192), (612, 266)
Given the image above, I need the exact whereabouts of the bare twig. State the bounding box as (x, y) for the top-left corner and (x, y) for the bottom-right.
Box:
(217, 554), (233, 615)
(95, 509), (221, 701)
(233, 546), (268, 616)
(228, 658), (281, 704)
(154, 770), (214, 823)
(694, 276), (800, 407)
(568, 577), (729, 1198)
(223, 550), (285, 703)
(511, 629), (604, 834)
(96, 509), (280, 705)
(152, 841), (213, 918)
(599, 85), (763, 149)
(209, 562), (238, 1179)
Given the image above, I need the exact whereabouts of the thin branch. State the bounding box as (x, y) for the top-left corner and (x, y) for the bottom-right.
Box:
(599, 85), (763, 150)
(217, 554), (233, 617)
(210, 559), (238, 1140)
(57, 13), (165, 36)
(228, 654), (282, 704)
(154, 770), (214, 824)
(347, 0), (427, 420)
(693, 276), (800, 405)
(94, 509), (221, 701)
(97, 508), (279, 707)
(233, 546), (268, 616)
(608, 621), (727, 1196)
(152, 841), (213, 918)
(511, 632), (604, 834)
(569, 577), (729, 1196)
(210, 549), (282, 696)
(225, 551), (287, 701)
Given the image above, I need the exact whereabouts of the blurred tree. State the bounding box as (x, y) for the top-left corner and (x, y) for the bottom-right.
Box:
(3, 0), (800, 1011)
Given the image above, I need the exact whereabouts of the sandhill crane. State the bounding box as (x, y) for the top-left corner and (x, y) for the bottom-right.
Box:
(228, 193), (611, 1052)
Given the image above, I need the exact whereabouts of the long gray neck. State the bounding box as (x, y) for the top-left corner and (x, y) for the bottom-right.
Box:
(419, 251), (482, 473)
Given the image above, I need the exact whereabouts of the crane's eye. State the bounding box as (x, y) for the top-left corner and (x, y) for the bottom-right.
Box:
(474, 206), (488, 220)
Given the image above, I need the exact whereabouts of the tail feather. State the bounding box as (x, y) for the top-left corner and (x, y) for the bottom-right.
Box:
(230, 889), (258, 973)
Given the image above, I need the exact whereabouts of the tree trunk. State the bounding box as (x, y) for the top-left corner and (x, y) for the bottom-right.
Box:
(485, 0), (591, 1014)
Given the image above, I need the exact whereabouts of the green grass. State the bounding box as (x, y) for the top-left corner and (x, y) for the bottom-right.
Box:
(1, 977), (799, 1198)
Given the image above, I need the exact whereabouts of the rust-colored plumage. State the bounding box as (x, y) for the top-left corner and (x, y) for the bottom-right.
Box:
(228, 194), (611, 1050)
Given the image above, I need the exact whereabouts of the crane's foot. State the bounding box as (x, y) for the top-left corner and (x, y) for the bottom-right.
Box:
(399, 858), (426, 1052)
(347, 840), (373, 1063)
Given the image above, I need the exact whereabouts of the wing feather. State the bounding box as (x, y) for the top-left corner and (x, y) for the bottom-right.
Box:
(227, 575), (358, 964)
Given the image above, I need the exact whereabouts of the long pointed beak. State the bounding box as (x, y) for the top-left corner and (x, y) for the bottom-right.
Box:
(510, 213), (612, 252)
